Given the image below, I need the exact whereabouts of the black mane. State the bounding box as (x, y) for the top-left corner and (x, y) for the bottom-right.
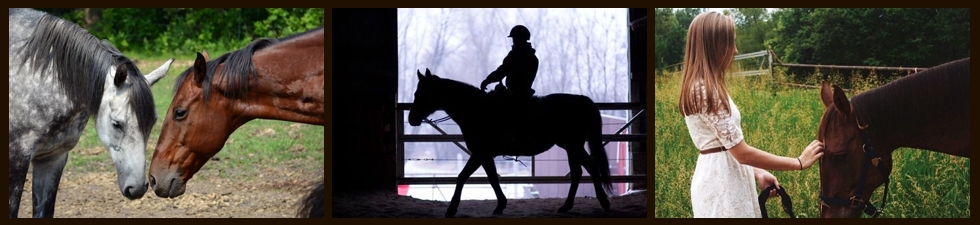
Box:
(173, 26), (324, 103)
(434, 76), (488, 102)
(17, 12), (157, 139)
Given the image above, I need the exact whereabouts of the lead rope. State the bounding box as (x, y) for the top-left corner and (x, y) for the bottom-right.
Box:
(759, 185), (796, 218)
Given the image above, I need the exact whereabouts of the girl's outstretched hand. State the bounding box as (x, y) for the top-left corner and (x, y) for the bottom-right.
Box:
(798, 140), (825, 170)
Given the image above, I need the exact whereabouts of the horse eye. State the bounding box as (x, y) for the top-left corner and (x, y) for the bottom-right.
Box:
(174, 109), (187, 120)
(827, 151), (847, 161)
(111, 120), (123, 130)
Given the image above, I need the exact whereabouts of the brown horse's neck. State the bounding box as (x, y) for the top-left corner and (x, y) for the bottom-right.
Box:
(850, 68), (970, 158)
(235, 34), (325, 126)
(238, 73), (324, 126)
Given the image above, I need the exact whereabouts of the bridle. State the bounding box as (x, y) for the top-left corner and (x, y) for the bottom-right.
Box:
(818, 116), (892, 218)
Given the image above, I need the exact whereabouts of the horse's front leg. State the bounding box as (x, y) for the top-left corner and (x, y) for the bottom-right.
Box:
(30, 152), (69, 218)
(8, 147), (31, 218)
(479, 157), (507, 215)
(446, 155), (483, 218)
(558, 149), (583, 213)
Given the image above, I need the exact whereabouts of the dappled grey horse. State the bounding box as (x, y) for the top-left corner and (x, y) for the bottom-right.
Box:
(9, 8), (173, 218)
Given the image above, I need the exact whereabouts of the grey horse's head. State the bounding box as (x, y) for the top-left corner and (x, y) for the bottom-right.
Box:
(95, 58), (173, 199)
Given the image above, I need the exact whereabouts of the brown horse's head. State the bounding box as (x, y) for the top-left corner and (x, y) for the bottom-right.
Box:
(149, 51), (249, 198)
(817, 81), (892, 218)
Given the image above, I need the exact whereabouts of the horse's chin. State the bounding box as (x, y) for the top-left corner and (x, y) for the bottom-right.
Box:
(151, 179), (186, 198)
(167, 180), (186, 198)
(820, 206), (863, 218)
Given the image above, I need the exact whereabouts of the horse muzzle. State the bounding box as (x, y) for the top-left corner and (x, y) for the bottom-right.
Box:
(149, 171), (186, 198)
(407, 114), (422, 126)
(120, 180), (149, 200)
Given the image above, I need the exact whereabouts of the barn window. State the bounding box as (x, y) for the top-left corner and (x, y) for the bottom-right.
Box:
(395, 8), (643, 201)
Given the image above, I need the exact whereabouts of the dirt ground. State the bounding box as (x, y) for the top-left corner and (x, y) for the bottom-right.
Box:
(14, 160), (323, 218)
(332, 189), (647, 218)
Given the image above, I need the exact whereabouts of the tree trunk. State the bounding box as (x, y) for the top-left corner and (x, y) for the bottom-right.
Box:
(83, 8), (101, 29)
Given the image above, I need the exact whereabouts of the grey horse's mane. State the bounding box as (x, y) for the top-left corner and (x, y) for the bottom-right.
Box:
(17, 13), (157, 139)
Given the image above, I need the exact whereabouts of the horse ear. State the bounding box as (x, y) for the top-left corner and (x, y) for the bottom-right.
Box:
(144, 58), (174, 86)
(417, 70), (424, 80)
(114, 63), (128, 87)
(193, 52), (208, 86)
(820, 80), (833, 108)
(425, 68), (432, 77)
(831, 84), (851, 117)
(201, 49), (210, 61)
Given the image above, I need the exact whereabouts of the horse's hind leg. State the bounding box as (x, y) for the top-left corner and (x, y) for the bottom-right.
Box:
(478, 157), (507, 215)
(446, 155), (484, 218)
(576, 151), (610, 211)
(557, 147), (584, 213)
(30, 152), (68, 218)
(8, 148), (31, 218)
(562, 145), (609, 210)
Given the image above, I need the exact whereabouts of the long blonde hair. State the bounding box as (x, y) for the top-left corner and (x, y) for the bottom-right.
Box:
(678, 11), (738, 116)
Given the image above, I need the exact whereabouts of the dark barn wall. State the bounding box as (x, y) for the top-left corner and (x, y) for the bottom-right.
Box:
(628, 8), (647, 191)
(332, 9), (398, 193)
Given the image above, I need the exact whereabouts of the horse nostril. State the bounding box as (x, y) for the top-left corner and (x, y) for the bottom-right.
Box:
(149, 175), (156, 187)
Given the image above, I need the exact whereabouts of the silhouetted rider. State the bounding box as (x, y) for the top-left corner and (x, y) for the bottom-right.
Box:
(480, 25), (540, 105)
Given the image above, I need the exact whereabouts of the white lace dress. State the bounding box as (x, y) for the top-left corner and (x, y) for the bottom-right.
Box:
(683, 84), (761, 218)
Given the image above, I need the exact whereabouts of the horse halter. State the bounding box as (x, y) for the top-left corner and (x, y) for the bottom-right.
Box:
(819, 117), (891, 218)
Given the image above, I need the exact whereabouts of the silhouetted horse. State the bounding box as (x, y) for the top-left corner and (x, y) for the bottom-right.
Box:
(817, 57), (969, 218)
(408, 69), (612, 218)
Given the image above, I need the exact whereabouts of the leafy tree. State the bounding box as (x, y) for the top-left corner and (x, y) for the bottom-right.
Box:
(35, 8), (323, 55)
(675, 8), (705, 31)
(727, 8), (771, 54)
(767, 8), (970, 80)
(254, 8), (325, 38)
(654, 8), (686, 72)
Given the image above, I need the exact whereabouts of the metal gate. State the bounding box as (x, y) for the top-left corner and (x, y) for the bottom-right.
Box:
(394, 102), (646, 194)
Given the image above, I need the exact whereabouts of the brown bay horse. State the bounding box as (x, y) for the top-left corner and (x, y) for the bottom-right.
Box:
(149, 26), (324, 198)
(816, 57), (969, 218)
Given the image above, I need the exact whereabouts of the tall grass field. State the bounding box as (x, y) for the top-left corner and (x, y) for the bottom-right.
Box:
(654, 69), (969, 218)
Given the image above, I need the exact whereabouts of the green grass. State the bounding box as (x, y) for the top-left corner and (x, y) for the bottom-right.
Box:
(654, 69), (970, 218)
(62, 50), (324, 181)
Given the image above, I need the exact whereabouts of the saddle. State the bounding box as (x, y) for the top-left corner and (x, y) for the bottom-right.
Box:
(487, 84), (542, 149)
(487, 83), (541, 116)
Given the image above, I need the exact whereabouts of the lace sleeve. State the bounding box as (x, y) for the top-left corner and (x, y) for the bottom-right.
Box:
(704, 105), (744, 150)
(695, 83), (744, 149)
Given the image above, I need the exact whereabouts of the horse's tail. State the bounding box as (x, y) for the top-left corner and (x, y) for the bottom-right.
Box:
(586, 98), (613, 195)
(296, 178), (324, 218)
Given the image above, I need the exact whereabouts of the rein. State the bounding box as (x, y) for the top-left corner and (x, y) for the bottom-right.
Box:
(819, 117), (891, 218)
(422, 116), (528, 167)
(424, 116), (452, 124)
(759, 185), (796, 218)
